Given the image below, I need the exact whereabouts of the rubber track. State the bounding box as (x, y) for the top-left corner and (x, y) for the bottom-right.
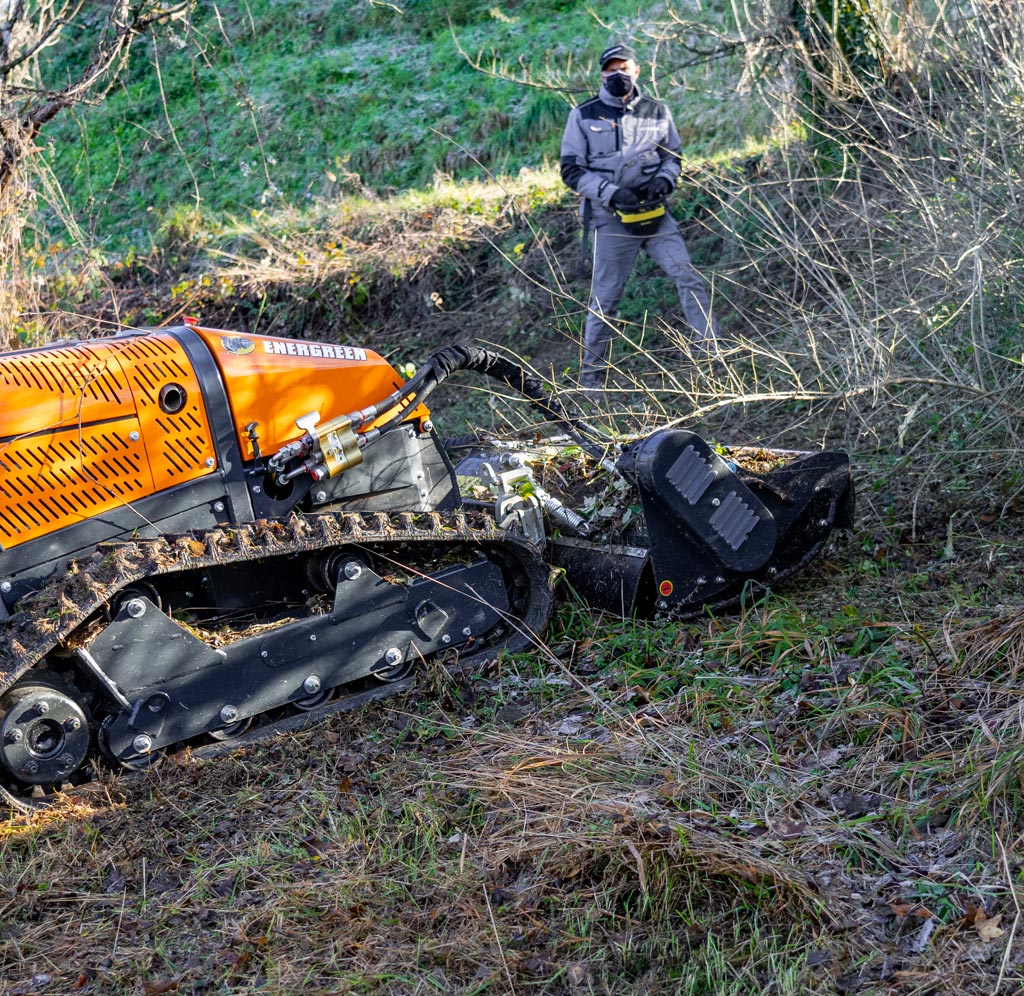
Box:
(0, 508), (555, 690)
(0, 509), (554, 816)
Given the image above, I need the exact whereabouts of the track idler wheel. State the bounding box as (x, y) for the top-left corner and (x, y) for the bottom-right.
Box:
(372, 647), (414, 683)
(98, 716), (165, 771)
(209, 716), (254, 741)
(106, 582), (163, 621)
(314, 549), (366, 592)
(292, 674), (334, 711)
(0, 679), (91, 788)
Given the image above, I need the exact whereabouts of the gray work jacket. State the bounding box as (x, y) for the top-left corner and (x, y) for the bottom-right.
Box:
(559, 83), (683, 225)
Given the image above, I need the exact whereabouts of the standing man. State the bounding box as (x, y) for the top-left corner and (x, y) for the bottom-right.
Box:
(560, 42), (719, 390)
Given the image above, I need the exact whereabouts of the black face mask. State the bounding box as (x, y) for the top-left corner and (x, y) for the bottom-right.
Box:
(603, 71), (633, 98)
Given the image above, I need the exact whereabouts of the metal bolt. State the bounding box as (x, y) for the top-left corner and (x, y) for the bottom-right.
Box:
(715, 576), (725, 584)
(60, 754), (76, 769)
(253, 485), (262, 494)
(344, 561), (362, 580)
(418, 490), (429, 500)
(315, 491), (327, 503)
(129, 431), (140, 442)
(462, 627), (472, 637)
(0, 581), (11, 594)
(422, 420), (434, 433)
(261, 650), (269, 658)
(34, 701), (49, 716)
(124, 598), (146, 618)
(205, 457), (216, 468)
(64, 717), (82, 732)
(220, 705), (239, 724)
(303, 676), (322, 695)
(711, 498), (721, 507)
(767, 566), (778, 577)
(213, 501), (225, 513)
(696, 576), (707, 586)
(818, 519), (830, 528)
(132, 734), (153, 754)
(22, 761), (39, 776)
(384, 648), (402, 666)
(656, 599), (668, 610)
(6, 729), (23, 744)
(309, 633), (317, 642)
(442, 634), (451, 644)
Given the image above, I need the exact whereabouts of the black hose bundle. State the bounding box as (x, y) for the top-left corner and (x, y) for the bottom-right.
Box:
(351, 345), (613, 463)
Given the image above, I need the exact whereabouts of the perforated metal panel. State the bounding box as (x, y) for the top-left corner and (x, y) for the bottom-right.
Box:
(113, 335), (216, 483)
(0, 342), (127, 407)
(0, 425), (149, 542)
(0, 334), (216, 548)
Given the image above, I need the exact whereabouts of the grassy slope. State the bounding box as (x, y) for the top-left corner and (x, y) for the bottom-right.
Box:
(41, 0), (762, 251)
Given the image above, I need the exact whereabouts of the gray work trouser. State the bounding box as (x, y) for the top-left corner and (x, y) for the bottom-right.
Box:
(582, 213), (717, 386)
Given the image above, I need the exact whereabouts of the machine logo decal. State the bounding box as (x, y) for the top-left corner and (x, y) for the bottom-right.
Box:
(261, 339), (367, 361)
(221, 336), (255, 354)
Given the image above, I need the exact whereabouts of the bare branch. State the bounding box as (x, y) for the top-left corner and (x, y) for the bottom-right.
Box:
(0, 2), (85, 75)
(0, 0), (194, 349)
(2, 2), (191, 136)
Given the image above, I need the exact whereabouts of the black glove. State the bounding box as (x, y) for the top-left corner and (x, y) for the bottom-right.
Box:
(610, 187), (640, 210)
(645, 176), (674, 200)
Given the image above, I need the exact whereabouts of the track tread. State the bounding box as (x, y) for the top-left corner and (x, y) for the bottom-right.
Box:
(0, 509), (551, 689)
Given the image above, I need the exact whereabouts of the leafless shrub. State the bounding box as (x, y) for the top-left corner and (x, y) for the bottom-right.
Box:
(552, 2), (1024, 524)
(0, 1), (191, 349)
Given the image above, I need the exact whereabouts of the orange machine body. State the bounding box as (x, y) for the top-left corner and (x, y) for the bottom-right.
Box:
(0, 328), (419, 550)
(189, 327), (426, 462)
(0, 332), (217, 548)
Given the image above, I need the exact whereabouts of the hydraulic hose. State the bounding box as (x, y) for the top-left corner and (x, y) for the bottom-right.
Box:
(354, 345), (615, 468)
(448, 346), (614, 466)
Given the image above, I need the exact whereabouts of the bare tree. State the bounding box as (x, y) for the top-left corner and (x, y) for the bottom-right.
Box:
(0, 0), (191, 348)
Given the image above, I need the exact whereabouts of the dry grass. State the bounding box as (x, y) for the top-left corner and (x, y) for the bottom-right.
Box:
(7, 569), (1024, 995)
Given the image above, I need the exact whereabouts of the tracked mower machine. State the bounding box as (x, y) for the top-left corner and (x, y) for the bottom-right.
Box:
(0, 325), (853, 810)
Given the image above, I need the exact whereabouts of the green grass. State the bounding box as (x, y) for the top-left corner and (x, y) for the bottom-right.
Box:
(35, 0), (768, 250)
